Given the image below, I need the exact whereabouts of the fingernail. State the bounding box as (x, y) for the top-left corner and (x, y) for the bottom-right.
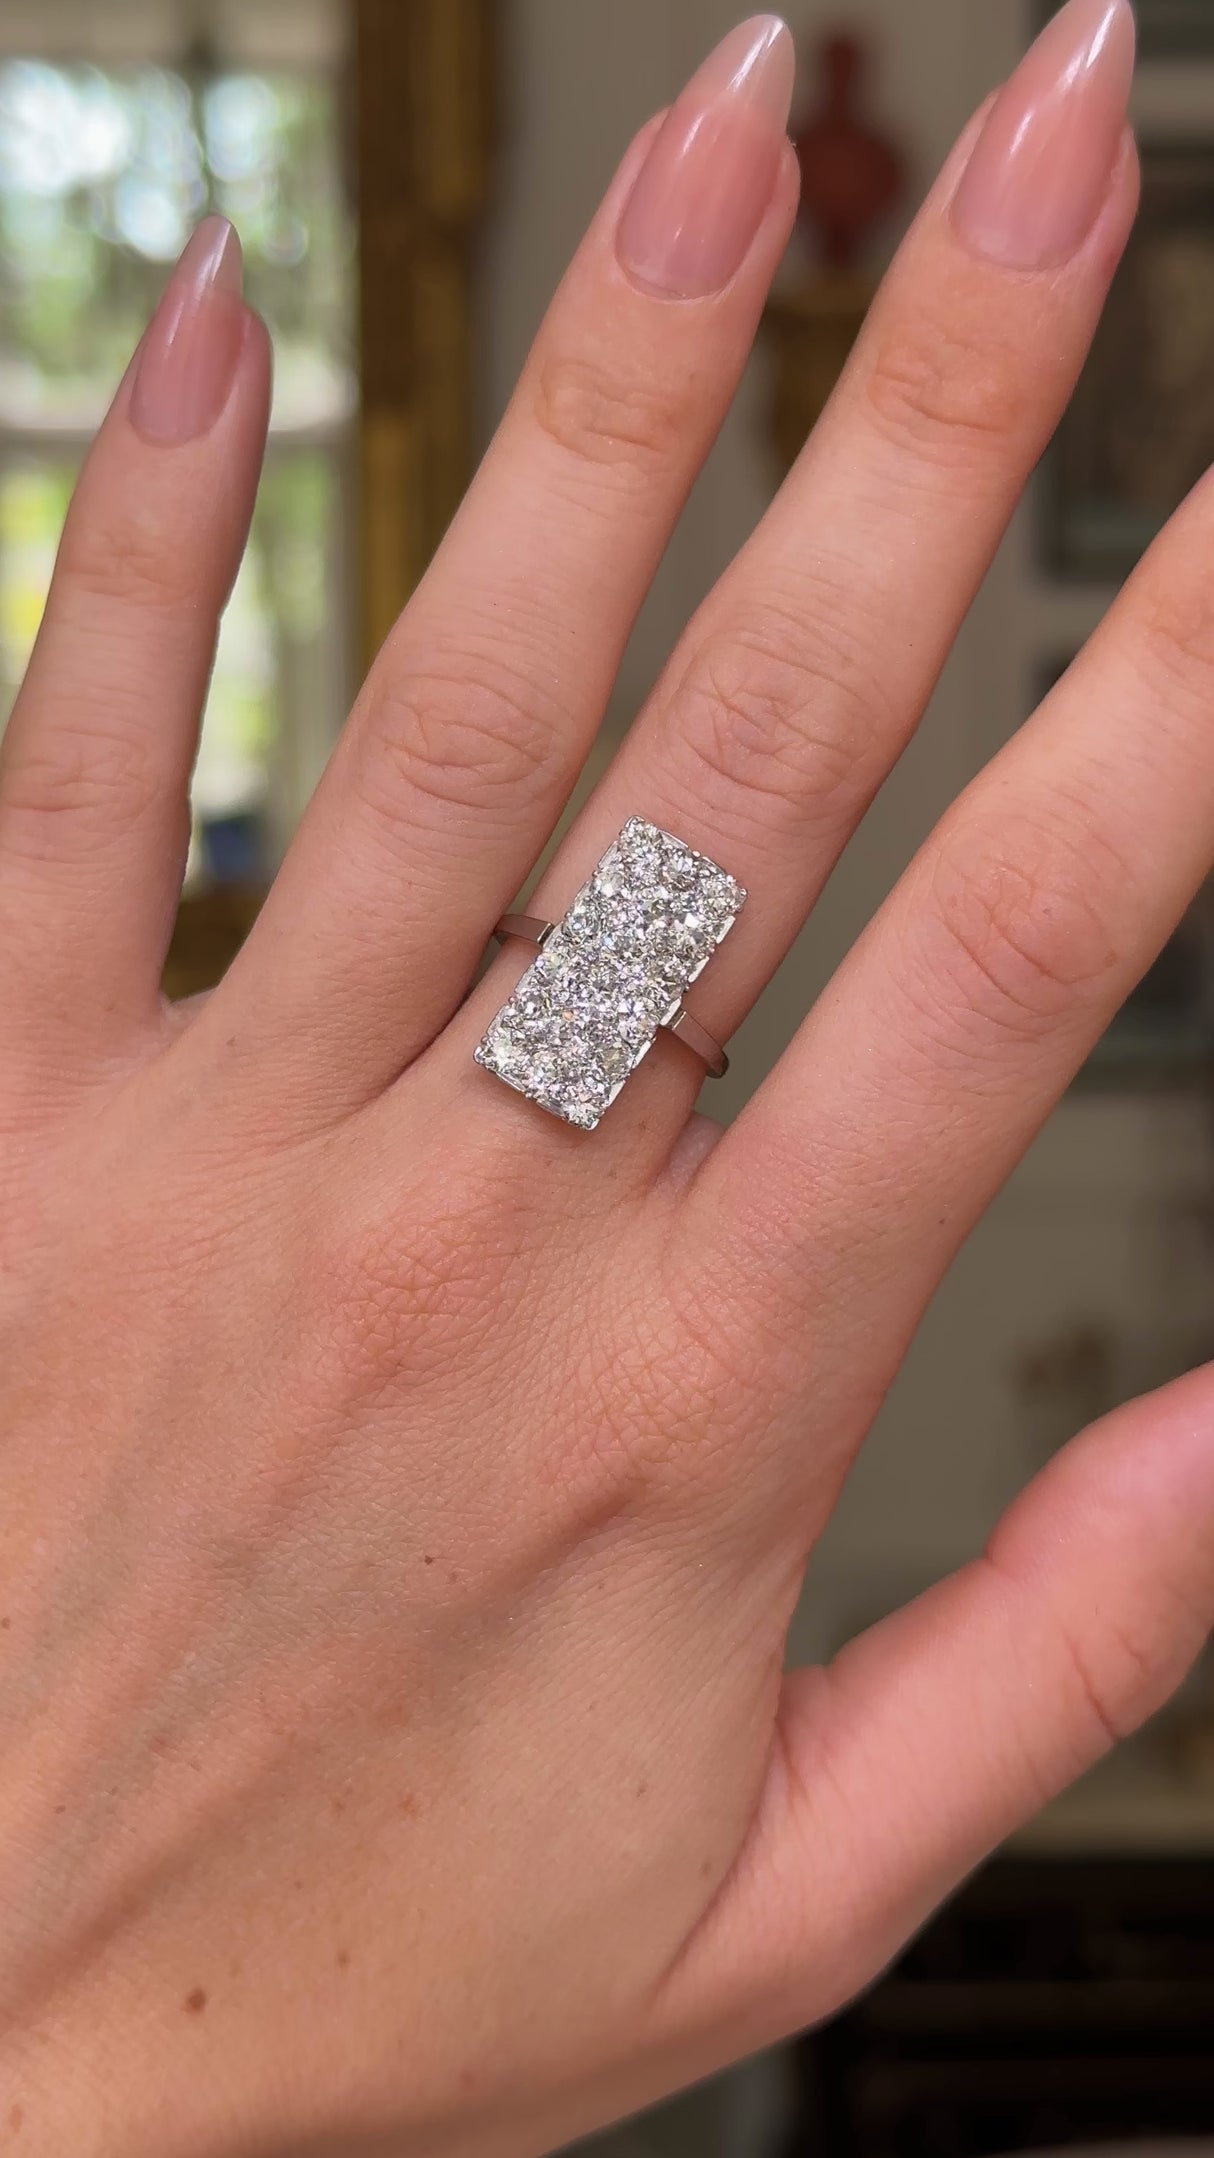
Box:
(952, 0), (1135, 270)
(129, 216), (246, 444)
(617, 15), (795, 299)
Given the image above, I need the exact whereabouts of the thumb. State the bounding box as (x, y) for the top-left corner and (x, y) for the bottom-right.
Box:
(658, 1364), (1214, 2060)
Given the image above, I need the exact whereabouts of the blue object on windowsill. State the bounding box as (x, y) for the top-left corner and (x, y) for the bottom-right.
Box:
(200, 814), (264, 885)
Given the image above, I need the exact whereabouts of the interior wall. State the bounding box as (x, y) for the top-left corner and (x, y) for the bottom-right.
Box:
(0, 0), (342, 62)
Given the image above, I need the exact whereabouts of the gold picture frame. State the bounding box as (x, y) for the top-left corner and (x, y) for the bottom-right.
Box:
(354, 0), (495, 663)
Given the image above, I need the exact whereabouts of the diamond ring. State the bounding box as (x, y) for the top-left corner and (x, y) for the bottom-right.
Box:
(474, 818), (746, 1131)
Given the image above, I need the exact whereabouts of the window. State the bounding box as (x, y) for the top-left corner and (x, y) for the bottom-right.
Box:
(0, 1), (355, 897)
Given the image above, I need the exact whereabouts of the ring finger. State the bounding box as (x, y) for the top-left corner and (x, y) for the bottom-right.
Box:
(200, 18), (801, 1121)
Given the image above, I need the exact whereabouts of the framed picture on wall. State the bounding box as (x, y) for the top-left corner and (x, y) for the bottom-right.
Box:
(1040, 655), (1214, 1082)
(1040, 143), (1214, 581)
(1036, 0), (1214, 57)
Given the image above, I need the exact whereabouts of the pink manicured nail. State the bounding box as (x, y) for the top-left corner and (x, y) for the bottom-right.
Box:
(129, 216), (245, 444)
(617, 15), (795, 298)
(952, 0), (1135, 269)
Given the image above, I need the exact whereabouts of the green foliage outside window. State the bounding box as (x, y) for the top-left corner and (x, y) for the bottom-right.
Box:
(0, 55), (354, 887)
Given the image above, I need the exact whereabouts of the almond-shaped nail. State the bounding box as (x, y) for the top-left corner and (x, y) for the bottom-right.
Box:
(617, 15), (795, 299)
(952, 0), (1136, 270)
(129, 216), (246, 445)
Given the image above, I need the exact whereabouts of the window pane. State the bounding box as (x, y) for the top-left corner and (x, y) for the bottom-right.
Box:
(0, 58), (354, 430)
(0, 453), (71, 718)
(187, 447), (341, 889)
(0, 31), (355, 903)
(0, 444), (340, 889)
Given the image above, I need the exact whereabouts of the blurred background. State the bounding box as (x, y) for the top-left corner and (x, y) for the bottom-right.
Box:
(2, 1), (1214, 2152)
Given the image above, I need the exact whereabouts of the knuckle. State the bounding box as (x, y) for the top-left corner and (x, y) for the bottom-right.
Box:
(353, 659), (560, 828)
(614, 1313), (733, 1485)
(56, 499), (200, 614)
(0, 715), (163, 856)
(526, 1271), (711, 1498)
(320, 1177), (506, 1392)
(318, 1181), (650, 1554)
(1054, 1593), (1201, 1754)
(608, 1261), (784, 1495)
(534, 1325), (658, 1528)
(1131, 560), (1214, 703)
(862, 299), (1035, 465)
(662, 612), (880, 845)
(922, 810), (1123, 1043)
(531, 342), (686, 474)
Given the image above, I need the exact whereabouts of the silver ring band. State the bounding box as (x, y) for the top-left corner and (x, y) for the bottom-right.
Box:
(475, 819), (746, 1132)
(493, 915), (730, 1078)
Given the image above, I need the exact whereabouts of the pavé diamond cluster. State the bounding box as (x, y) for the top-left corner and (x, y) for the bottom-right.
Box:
(475, 818), (746, 1130)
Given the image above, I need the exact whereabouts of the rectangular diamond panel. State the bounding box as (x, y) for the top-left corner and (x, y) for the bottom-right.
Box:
(475, 818), (746, 1130)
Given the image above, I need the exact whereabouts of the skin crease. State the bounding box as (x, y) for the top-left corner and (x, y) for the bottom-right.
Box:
(4, 3), (1214, 2154)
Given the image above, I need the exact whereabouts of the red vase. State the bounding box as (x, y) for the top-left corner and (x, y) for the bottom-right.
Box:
(794, 33), (904, 272)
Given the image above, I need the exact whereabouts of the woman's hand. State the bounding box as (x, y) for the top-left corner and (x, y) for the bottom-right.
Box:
(2, 4), (1211, 2152)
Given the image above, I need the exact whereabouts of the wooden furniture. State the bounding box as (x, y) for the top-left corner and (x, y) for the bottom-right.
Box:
(354, 0), (493, 664)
